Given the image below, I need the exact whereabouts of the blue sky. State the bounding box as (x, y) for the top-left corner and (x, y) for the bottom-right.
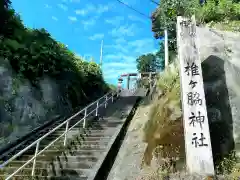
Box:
(11, 0), (160, 86)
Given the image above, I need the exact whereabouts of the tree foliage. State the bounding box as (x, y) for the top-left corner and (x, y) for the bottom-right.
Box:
(151, 0), (240, 62)
(136, 53), (162, 73)
(196, 0), (240, 23)
(151, 0), (199, 62)
(0, 1), (109, 108)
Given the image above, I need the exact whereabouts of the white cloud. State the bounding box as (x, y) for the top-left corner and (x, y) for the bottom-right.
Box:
(128, 15), (146, 23)
(101, 36), (157, 84)
(52, 16), (58, 21)
(115, 37), (126, 44)
(57, 3), (68, 11)
(96, 4), (110, 14)
(68, 16), (77, 21)
(89, 33), (104, 40)
(102, 63), (137, 80)
(109, 24), (137, 37)
(105, 44), (128, 53)
(75, 9), (87, 16)
(128, 38), (157, 54)
(103, 68), (134, 78)
(81, 17), (97, 30)
(103, 62), (136, 69)
(104, 53), (135, 63)
(105, 38), (157, 61)
(102, 51), (139, 82)
(105, 16), (124, 26)
(75, 3), (112, 17)
(102, 60), (137, 86)
(44, 4), (52, 8)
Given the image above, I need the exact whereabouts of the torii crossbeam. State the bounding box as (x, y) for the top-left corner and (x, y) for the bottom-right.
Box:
(119, 72), (158, 89)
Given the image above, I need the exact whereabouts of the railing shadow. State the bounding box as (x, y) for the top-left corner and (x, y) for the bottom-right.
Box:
(0, 89), (145, 179)
(0, 92), (119, 178)
(202, 55), (235, 173)
(43, 90), (145, 179)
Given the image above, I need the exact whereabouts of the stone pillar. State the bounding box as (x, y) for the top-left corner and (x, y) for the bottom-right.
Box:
(118, 77), (123, 92)
(149, 72), (152, 89)
(137, 73), (141, 88)
(127, 74), (130, 89)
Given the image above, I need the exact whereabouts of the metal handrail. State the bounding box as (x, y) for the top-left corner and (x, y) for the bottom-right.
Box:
(0, 90), (119, 180)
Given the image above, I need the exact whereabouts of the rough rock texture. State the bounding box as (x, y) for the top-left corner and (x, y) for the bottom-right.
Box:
(197, 27), (240, 162)
(0, 60), (74, 146)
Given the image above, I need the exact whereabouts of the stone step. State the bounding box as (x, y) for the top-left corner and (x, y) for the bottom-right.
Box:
(39, 139), (108, 150)
(35, 141), (108, 155)
(83, 136), (112, 141)
(49, 159), (96, 171)
(53, 130), (110, 136)
(43, 148), (106, 156)
(39, 134), (111, 148)
(18, 149), (105, 162)
(2, 155), (100, 178)
(0, 95), (140, 180)
(47, 122), (107, 133)
(0, 174), (88, 180)
(0, 166), (47, 177)
(3, 166), (91, 177)
(2, 145), (105, 166)
(3, 155), (100, 169)
(3, 160), (45, 168)
(50, 144), (107, 151)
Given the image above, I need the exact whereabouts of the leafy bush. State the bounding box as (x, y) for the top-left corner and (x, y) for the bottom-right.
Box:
(142, 63), (184, 171)
(0, 2), (109, 109)
(207, 20), (240, 32)
(151, 0), (240, 65)
(196, 0), (240, 23)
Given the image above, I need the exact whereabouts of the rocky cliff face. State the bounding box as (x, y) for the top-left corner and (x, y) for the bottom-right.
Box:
(0, 59), (76, 146)
(197, 27), (240, 162)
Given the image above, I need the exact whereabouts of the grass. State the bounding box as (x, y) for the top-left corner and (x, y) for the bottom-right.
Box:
(141, 63), (185, 178)
(207, 20), (240, 32)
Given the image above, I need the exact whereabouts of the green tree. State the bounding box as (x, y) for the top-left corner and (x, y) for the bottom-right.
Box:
(0, 0), (109, 109)
(136, 53), (160, 73)
(151, 0), (240, 60)
(155, 41), (176, 70)
(151, 0), (198, 63)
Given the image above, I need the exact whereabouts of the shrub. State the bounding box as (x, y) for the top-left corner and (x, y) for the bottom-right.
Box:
(0, 4), (109, 109)
(142, 63), (185, 171)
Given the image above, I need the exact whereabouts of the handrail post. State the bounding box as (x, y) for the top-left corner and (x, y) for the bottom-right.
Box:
(83, 108), (87, 128)
(117, 89), (120, 98)
(105, 95), (107, 108)
(2, 91), (117, 179)
(96, 100), (99, 116)
(63, 120), (69, 146)
(31, 141), (40, 176)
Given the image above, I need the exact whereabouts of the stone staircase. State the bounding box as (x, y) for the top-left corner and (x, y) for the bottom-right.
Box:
(0, 91), (143, 180)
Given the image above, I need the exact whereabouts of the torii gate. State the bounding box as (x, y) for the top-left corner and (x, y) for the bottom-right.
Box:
(118, 72), (158, 89)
